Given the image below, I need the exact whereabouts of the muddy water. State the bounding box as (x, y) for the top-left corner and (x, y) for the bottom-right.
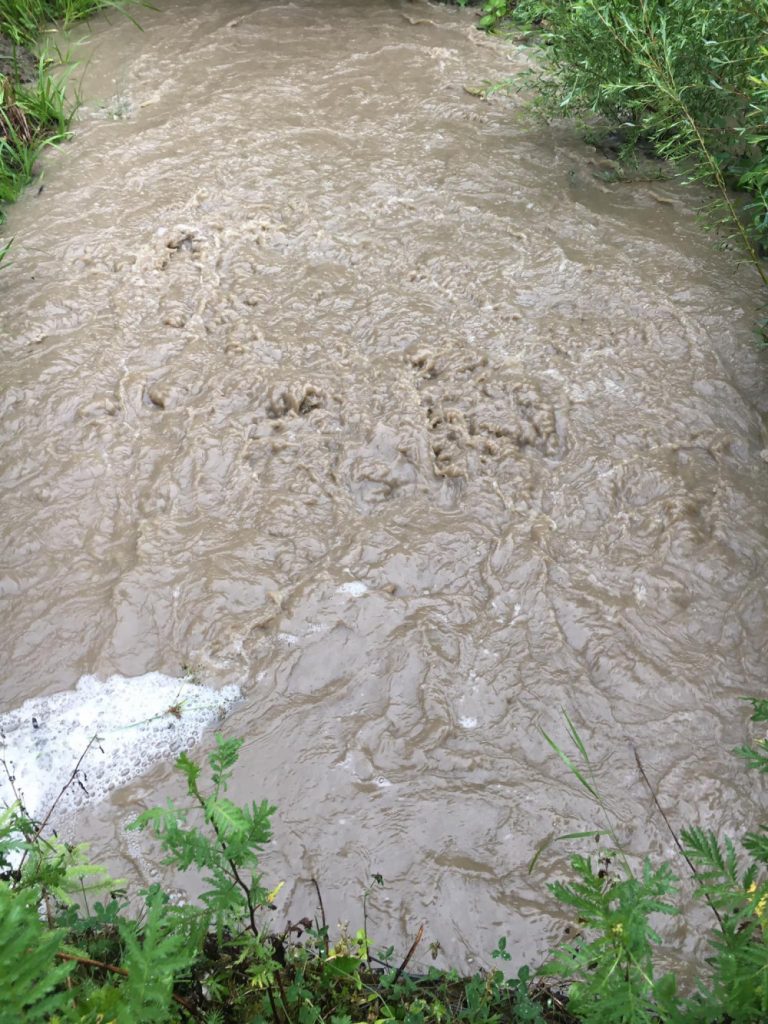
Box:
(2, 0), (768, 970)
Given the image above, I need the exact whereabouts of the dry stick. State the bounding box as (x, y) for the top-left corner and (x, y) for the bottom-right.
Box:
(55, 952), (204, 1021)
(311, 876), (330, 955)
(393, 923), (425, 985)
(632, 744), (724, 929)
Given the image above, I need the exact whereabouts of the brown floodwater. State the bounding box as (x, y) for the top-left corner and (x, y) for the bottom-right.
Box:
(2, 0), (768, 973)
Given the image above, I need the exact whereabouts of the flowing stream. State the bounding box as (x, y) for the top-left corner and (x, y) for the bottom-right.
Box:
(2, 0), (768, 971)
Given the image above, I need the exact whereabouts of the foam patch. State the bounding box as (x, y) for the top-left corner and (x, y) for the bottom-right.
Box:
(0, 673), (241, 821)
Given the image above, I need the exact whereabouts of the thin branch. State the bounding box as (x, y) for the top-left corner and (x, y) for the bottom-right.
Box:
(266, 982), (282, 1023)
(632, 744), (724, 929)
(275, 970), (295, 1024)
(19, 734), (99, 870)
(393, 923), (425, 984)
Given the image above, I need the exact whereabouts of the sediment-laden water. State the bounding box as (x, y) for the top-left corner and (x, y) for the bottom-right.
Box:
(2, 0), (768, 971)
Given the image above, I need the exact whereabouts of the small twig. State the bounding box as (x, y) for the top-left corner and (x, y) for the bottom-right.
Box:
(275, 971), (295, 1024)
(266, 982), (282, 1023)
(0, 756), (25, 810)
(311, 876), (329, 955)
(393, 923), (424, 984)
(80, 877), (91, 918)
(19, 735), (99, 870)
(632, 744), (724, 929)
(55, 951), (203, 1020)
(363, 889), (370, 966)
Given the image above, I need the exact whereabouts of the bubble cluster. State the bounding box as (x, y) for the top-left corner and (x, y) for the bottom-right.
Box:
(0, 673), (241, 820)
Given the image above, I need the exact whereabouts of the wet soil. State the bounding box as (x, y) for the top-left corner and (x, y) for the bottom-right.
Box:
(0, 36), (38, 84)
(1, 0), (768, 974)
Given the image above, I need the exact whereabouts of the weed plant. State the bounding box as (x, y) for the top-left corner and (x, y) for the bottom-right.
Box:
(529, 702), (768, 1023)
(0, 57), (73, 211)
(0, 733), (559, 1023)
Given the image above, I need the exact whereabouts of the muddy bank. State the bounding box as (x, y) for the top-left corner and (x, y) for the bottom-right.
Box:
(0, 37), (38, 83)
(1, 0), (768, 973)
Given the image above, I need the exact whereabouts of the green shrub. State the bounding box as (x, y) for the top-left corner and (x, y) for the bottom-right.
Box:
(0, 734), (559, 1022)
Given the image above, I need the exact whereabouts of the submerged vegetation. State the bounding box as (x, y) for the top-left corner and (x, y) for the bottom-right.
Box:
(2, 699), (767, 1023)
(473, 0), (768, 300)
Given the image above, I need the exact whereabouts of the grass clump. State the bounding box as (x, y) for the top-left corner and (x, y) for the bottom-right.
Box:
(0, 58), (72, 211)
(0, 0), (144, 50)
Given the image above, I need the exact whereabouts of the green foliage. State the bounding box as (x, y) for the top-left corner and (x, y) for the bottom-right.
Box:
(478, 0), (512, 31)
(1, 699), (766, 1023)
(542, 856), (678, 1024)
(0, 0), (145, 257)
(473, 0), (547, 32)
(130, 734), (276, 938)
(0, 882), (73, 1023)
(0, 58), (73, 210)
(734, 697), (768, 772)
(116, 887), (199, 1023)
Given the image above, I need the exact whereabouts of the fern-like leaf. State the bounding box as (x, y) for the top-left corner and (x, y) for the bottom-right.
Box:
(0, 882), (72, 1024)
(116, 888), (198, 1024)
(743, 826), (768, 865)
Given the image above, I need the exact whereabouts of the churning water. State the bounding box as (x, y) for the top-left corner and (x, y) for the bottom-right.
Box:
(2, 0), (768, 970)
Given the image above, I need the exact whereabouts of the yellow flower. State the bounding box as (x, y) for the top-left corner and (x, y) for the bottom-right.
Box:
(747, 882), (768, 922)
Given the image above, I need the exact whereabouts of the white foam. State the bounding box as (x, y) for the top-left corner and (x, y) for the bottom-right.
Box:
(337, 581), (368, 597)
(0, 673), (241, 820)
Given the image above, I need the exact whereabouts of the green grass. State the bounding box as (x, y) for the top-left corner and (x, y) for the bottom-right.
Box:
(1, 0), (144, 50)
(0, 57), (73, 216)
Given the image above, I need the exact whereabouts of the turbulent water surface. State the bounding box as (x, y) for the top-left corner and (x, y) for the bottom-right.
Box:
(2, 0), (768, 970)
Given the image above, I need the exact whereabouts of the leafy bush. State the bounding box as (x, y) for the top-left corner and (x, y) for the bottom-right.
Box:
(481, 0), (768, 299)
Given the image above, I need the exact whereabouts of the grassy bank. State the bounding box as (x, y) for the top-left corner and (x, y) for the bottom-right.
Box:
(2, 700), (767, 1024)
(0, 0), (141, 263)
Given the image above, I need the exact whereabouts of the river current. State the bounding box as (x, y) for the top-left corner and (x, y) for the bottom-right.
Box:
(2, 0), (768, 970)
